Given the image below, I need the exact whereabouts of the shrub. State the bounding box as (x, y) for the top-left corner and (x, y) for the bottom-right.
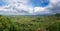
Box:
(46, 22), (60, 31)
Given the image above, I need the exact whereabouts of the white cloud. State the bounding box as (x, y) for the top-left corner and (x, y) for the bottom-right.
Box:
(34, 7), (45, 12)
(0, 0), (60, 15)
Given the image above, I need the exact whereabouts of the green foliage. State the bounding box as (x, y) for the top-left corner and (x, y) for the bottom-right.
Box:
(0, 16), (22, 31)
(46, 22), (60, 31)
(0, 14), (59, 31)
(0, 16), (11, 31)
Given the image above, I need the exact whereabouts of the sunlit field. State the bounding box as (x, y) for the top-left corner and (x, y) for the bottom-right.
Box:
(0, 14), (60, 31)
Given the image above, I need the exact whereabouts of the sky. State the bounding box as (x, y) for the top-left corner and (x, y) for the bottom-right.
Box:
(0, 0), (60, 15)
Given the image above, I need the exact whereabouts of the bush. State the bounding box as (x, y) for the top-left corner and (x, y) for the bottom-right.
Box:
(46, 22), (60, 31)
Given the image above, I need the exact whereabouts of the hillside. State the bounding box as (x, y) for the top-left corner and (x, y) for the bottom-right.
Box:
(0, 14), (60, 31)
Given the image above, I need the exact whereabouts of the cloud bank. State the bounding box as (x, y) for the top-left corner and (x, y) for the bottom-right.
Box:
(0, 0), (60, 15)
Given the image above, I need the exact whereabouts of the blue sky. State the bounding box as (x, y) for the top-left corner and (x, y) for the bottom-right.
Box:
(0, 0), (9, 6)
(0, 0), (60, 15)
(31, 0), (49, 7)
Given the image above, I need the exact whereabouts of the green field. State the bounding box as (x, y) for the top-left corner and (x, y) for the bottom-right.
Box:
(0, 14), (60, 31)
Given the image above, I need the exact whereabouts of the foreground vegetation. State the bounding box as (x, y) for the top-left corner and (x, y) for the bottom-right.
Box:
(0, 14), (60, 31)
